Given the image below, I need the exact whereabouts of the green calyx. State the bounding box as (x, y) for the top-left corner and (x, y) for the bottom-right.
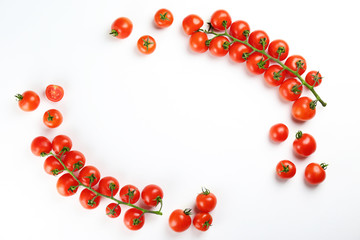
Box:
(142, 36), (153, 52)
(295, 131), (303, 139)
(85, 173), (97, 187)
(160, 12), (170, 21)
(201, 187), (211, 195)
(109, 29), (118, 37)
(47, 112), (54, 122)
(320, 163), (329, 170)
(257, 57), (268, 69)
(296, 60), (305, 70)
(51, 169), (63, 176)
(273, 71), (282, 81)
(72, 161), (84, 172)
(279, 163), (290, 173)
(277, 47), (286, 58)
(183, 208), (192, 215)
(15, 94), (23, 101)
(310, 100), (318, 110)
(291, 84), (302, 94)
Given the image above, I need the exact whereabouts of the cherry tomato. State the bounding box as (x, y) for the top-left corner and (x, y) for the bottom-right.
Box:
(106, 203), (121, 218)
(52, 135), (72, 154)
(196, 188), (217, 212)
(15, 90), (40, 112)
(182, 14), (203, 35)
(98, 176), (119, 197)
(292, 97), (316, 121)
(44, 155), (64, 175)
(209, 36), (229, 57)
(79, 188), (101, 209)
(137, 35), (156, 55)
(279, 78), (303, 101)
(193, 212), (213, 231)
(267, 40), (289, 61)
(124, 208), (145, 231)
(56, 173), (79, 197)
(154, 9), (173, 28)
(305, 71), (322, 87)
(110, 17), (133, 39)
(276, 160), (296, 179)
(189, 32), (208, 53)
(248, 30), (270, 50)
(31, 136), (52, 156)
(285, 55), (307, 77)
(305, 163), (328, 185)
(293, 131), (316, 157)
(269, 123), (289, 142)
(78, 165), (101, 187)
(62, 150), (86, 172)
(45, 85), (64, 102)
(229, 20), (250, 41)
(43, 109), (63, 128)
(119, 184), (140, 204)
(229, 42), (252, 63)
(246, 52), (269, 75)
(169, 209), (192, 232)
(264, 65), (285, 86)
(141, 184), (163, 207)
(210, 10), (231, 30)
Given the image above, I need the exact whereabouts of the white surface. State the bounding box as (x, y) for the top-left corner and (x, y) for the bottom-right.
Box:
(1, 0), (360, 239)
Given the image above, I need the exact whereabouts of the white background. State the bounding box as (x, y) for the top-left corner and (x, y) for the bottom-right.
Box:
(1, 0), (360, 239)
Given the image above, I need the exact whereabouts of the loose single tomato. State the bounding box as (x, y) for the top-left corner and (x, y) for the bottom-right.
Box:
(79, 188), (101, 209)
(119, 184), (140, 204)
(248, 30), (270, 50)
(229, 20), (250, 41)
(209, 36), (229, 57)
(268, 39), (289, 61)
(56, 173), (79, 197)
(305, 71), (322, 87)
(44, 155), (64, 175)
(305, 163), (328, 185)
(193, 212), (213, 231)
(264, 65), (285, 86)
(110, 17), (133, 39)
(285, 55), (307, 77)
(137, 35), (156, 55)
(31, 136), (52, 156)
(141, 184), (163, 207)
(269, 123), (289, 142)
(45, 85), (64, 102)
(98, 176), (119, 197)
(293, 131), (316, 157)
(182, 14), (203, 35)
(43, 109), (63, 128)
(196, 188), (217, 212)
(52, 135), (72, 154)
(292, 97), (316, 121)
(229, 42), (252, 63)
(154, 9), (173, 28)
(124, 208), (145, 230)
(279, 78), (303, 101)
(106, 203), (121, 218)
(15, 90), (40, 112)
(62, 150), (86, 172)
(276, 160), (296, 179)
(169, 209), (192, 232)
(246, 52), (269, 75)
(78, 165), (101, 187)
(189, 32), (208, 53)
(210, 10), (231, 30)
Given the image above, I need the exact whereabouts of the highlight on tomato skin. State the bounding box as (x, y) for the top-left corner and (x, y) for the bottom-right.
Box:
(182, 14), (204, 35)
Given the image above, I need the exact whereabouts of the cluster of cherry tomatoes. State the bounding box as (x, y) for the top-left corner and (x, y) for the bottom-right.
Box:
(169, 188), (217, 232)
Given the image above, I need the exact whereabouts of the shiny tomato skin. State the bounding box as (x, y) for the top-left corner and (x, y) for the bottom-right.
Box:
(106, 203), (121, 218)
(56, 173), (78, 197)
(193, 212), (213, 231)
(124, 208), (145, 230)
(189, 32), (208, 53)
(210, 10), (231, 30)
(137, 35), (156, 55)
(229, 20), (250, 41)
(268, 39), (289, 61)
(285, 55), (307, 77)
(182, 14), (203, 35)
(293, 132), (316, 157)
(16, 91), (40, 112)
(62, 150), (86, 172)
(79, 188), (101, 209)
(78, 165), (101, 187)
(110, 17), (133, 39)
(292, 97), (316, 121)
(44, 155), (64, 175)
(52, 135), (72, 154)
(209, 36), (229, 57)
(276, 160), (296, 179)
(196, 190), (217, 213)
(119, 184), (140, 204)
(279, 78), (303, 101)
(264, 65), (285, 86)
(249, 30), (270, 50)
(45, 85), (64, 102)
(229, 42), (252, 63)
(141, 184), (163, 207)
(269, 123), (289, 142)
(305, 71), (322, 87)
(43, 109), (63, 128)
(305, 163), (327, 185)
(98, 176), (119, 197)
(154, 9), (173, 28)
(31, 136), (52, 156)
(169, 209), (192, 232)
(246, 52), (269, 75)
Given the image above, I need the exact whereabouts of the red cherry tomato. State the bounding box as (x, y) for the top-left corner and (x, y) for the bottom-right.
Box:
(210, 10), (231, 30)
(169, 209), (192, 232)
(31, 136), (52, 156)
(268, 39), (289, 61)
(79, 188), (101, 209)
(305, 163), (328, 185)
(154, 9), (173, 28)
(269, 123), (289, 142)
(15, 90), (40, 112)
(44, 155), (64, 175)
(63, 150), (86, 172)
(141, 184), (163, 207)
(276, 160), (296, 179)
(98, 176), (119, 197)
(193, 212), (213, 231)
(45, 85), (64, 102)
(182, 14), (203, 35)
(229, 42), (252, 63)
(119, 184), (140, 204)
(106, 203), (121, 218)
(196, 188), (217, 212)
(137, 35), (156, 55)
(292, 97), (316, 121)
(56, 173), (79, 197)
(248, 30), (270, 50)
(189, 32), (208, 53)
(52, 135), (72, 154)
(110, 17), (133, 39)
(124, 208), (145, 230)
(43, 109), (63, 128)
(229, 20), (250, 41)
(246, 52), (269, 75)
(264, 65), (285, 86)
(279, 78), (303, 101)
(209, 36), (229, 57)
(285, 55), (307, 77)
(293, 131), (316, 157)
(78, 165), (101, 187)
(305, 71), (322, 87)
